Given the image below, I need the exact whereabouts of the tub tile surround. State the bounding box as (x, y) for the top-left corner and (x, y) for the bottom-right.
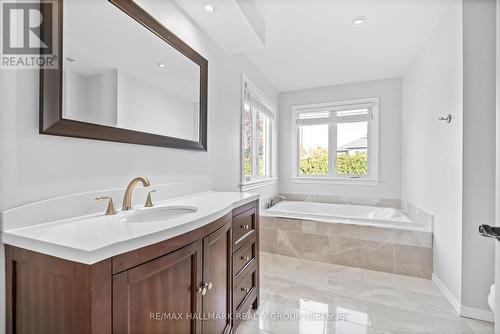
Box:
(281, 193), (402, 209)
(395, 244), (433, 278)
(261, 216), (433, 278)
(234, 252), (492, 334)
(329, 235), (396, 273)
(401, 199), (434, 226)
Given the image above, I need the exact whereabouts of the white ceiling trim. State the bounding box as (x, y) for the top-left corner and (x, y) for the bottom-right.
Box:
(174, 0), (265, 55)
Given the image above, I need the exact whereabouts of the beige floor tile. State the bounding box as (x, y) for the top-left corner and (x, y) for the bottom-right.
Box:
(236, 252), (490, 334)
(463, 317), (494, 334)
(234, 323), (274, 334)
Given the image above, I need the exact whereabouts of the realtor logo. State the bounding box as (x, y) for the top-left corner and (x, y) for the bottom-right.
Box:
(1, 0), (58, 69)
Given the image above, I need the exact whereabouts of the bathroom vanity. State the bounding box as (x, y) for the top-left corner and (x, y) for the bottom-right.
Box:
(3, 192), (259, 334)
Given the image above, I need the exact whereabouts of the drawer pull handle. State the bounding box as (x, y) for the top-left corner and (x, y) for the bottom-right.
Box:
(240, 224), (250, 230)
(241, 256), (251, 262)
(241, 287), (251, 293)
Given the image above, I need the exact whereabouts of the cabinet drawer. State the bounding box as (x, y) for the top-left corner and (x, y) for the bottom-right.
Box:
(232, 207), (257, 252)
(233, 237), (256, 280)
(233, 269), (256, 311)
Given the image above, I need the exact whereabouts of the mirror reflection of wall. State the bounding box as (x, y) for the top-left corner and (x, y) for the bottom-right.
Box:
(63, 66), (118, 127)
(62, 0), (201, 141)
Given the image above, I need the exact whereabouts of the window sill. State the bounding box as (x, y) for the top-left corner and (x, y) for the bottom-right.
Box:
(290, 176), (380, 186)
(241, 177), (278, 191)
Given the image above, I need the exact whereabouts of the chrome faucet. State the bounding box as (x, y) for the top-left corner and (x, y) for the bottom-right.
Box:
(122, 177), (151, 210)
(269, 195), (286, 208)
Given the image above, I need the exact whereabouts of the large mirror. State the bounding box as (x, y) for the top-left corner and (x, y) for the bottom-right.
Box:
(40, 0), (208, 150)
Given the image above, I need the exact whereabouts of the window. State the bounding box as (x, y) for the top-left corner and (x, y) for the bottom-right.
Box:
(292, 98), (379, 184)
(241, 75), (276, 189)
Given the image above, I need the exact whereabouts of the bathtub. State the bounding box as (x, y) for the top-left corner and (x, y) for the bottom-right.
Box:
(264, 200), (432, 232)
(260, 200), (433, 278)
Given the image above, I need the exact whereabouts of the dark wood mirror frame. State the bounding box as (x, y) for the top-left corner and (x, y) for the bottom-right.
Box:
(39, 0), (208, 151)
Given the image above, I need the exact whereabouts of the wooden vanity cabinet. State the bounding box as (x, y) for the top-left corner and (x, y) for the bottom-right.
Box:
(5, 200), (258, 334)
(112, 240), (203, 334)
(113, 221), (232, 334)
(202, 221), (232, 334)
(231, 202), (260, 330)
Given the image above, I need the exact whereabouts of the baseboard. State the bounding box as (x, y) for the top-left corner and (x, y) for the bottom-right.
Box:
(460, 306), (494, 322)
(432, 273), (461, 314)
(432, 273), (494, 323)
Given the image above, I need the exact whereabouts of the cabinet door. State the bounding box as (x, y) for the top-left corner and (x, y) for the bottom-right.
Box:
(113, 241), (203, 334)
(202, 221), (232, 334)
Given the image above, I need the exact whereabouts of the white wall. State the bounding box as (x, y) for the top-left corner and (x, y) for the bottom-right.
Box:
(403, 0), (497, 316)
(495, 0), (500, 327)
(0, 0), (278, 330)
(402, 0), (463, 306)
(279, 77), (402, 200)
(461, 0), (496, 314)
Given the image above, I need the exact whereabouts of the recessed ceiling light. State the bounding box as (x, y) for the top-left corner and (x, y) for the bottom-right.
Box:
(352, 16), (366, 25)
(203, 2), (216, 13)
(157, 63), (166, 68)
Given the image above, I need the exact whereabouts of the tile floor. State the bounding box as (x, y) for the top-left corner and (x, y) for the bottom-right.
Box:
(235, 252), (494, 334)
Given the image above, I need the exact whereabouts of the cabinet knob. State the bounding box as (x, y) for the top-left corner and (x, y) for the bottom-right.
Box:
(240, 224), (250, 230)
(198, 282), (212, 295)
(197, 286), (207, 296)
(241, 287), (250, 293)
(241, 256), (251, 262)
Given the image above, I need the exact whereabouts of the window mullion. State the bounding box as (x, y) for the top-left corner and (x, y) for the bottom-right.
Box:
(329, 121), (336, 177)
(264, 116), (269, 177)
(265, 119), (269, 177)
(267, 118), (272, 177)
(295, 124), (299, 176)
(367, 107), (373, 178)
(251, 108), (258, 178)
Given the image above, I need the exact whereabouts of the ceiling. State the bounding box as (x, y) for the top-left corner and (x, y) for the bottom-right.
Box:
(177, 0), (455, 92)
(247, 0), (455, 92)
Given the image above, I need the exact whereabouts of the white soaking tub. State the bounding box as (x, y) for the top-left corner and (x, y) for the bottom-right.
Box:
(264, 201), (432, 232)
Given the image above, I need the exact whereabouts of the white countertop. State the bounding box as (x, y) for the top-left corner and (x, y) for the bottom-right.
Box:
(1, 191), (259, 264)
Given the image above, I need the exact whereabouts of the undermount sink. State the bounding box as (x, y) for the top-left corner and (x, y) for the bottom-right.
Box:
(120, 206), (198, 224)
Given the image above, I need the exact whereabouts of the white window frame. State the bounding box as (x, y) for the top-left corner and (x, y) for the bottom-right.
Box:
(240, 74), (277, 191)
(290, 97), (380, 185)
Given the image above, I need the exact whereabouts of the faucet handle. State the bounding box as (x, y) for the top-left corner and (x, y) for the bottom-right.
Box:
(269, 195), (286, 208)
(145, 190), (157, 208)
(96, 196), (117, 216)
